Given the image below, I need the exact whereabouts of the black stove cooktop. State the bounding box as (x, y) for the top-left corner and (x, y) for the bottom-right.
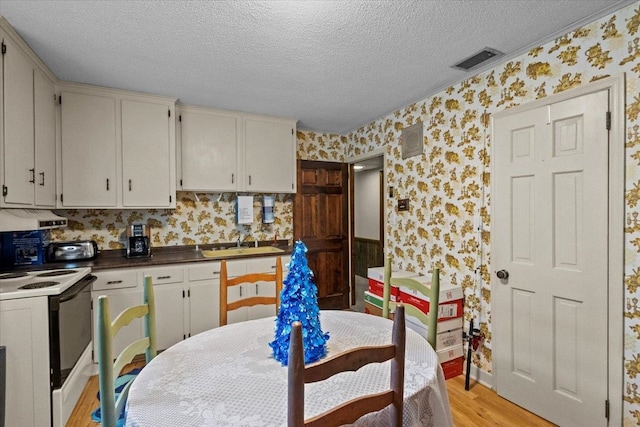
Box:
(19, 281), (60, 290)
(0, 272), (28, 280)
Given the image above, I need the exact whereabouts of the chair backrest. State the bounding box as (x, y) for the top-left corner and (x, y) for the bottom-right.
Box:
(382, 255), (440, 349)
(96, 275), (157, 427)
(219, 256), (283, 326)
(287, 305), (406, 427)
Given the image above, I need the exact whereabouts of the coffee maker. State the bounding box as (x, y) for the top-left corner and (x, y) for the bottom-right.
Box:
(126, 224), (151, 258)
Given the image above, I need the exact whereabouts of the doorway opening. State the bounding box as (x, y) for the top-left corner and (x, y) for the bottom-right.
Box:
(349, 153), (384, 312)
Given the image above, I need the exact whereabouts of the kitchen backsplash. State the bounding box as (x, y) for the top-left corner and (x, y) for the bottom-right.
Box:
(51, 192), (293, 249)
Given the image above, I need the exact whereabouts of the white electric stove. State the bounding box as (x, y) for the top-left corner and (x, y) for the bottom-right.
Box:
(0, 265), (96, 427)
(0, 267), (92, 300)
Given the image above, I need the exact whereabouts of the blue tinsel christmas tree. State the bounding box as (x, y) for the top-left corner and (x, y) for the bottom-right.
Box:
(270, 240), (329, 365)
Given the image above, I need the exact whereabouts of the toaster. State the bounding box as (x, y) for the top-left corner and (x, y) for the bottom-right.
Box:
(46, 240), (99, 262)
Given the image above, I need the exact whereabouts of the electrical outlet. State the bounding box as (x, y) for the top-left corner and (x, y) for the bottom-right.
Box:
(398, 198), (409, 211)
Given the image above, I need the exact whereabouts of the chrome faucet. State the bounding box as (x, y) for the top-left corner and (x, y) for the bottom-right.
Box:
(237, 234), (250, 247)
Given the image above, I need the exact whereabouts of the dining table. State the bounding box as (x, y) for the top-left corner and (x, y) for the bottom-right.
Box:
(125, 310), (453, 427)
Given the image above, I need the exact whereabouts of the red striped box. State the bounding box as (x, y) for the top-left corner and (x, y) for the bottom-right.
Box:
(441, 357), (464, 380)
(397, 292), (463, 321)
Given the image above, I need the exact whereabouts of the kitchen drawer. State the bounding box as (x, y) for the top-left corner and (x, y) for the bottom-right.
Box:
(188, 262), (221, 282)
(249, 255), (291, 274)
(143, 266), (184, 285)
(93, 269), (139, 291)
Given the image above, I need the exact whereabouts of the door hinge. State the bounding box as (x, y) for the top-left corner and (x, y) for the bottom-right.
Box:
(605, 399), (610, 419)
(292, 128), (294, 135)
(179, 115), (182, 122)
(606, 111), (611, 130)
(2, 185), (7, 197)
(1, 42), (6, 55)
(168, 109), (171, 118)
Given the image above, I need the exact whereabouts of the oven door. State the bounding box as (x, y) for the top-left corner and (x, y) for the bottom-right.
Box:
(48, 274), (97, 389)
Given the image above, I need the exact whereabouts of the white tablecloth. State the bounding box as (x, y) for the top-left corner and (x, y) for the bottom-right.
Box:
(125, 310), (453, 427)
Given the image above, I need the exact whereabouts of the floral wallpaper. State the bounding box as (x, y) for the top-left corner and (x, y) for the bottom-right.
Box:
(345, 3), (640, 424)
(51, 193), (293, 248)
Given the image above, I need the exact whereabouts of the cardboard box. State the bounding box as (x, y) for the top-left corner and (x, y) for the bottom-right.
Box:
(364, 290), (384, 309)
(367, 266), (418, 302)
(405, 320), (463, 350)
(364, 301), (383, 317)
(367, 278), (399, 301)
(397, 274), (463, 320)
(405, 312), (463, 334)
(398, 292), (463, 321)
(367, 266), (419, 283)
(441, 357), (464, 380)
(437, 344), (464, 364)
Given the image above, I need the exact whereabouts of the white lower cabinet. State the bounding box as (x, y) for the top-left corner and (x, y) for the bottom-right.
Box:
(0, 296), (51, 427)
(91, 269), (142, 362)
(187, 262), (222, 337)
(224, 255), (291, 325)
(91, 255), (291, 354)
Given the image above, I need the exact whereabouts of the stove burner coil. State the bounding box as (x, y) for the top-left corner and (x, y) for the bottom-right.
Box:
(0, 272), (29, 280)
(19, 281), (60, 289)
(36, 270), (78, 277)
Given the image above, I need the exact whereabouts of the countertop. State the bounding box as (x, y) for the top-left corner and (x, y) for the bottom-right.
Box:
(2, 241), (293, 272)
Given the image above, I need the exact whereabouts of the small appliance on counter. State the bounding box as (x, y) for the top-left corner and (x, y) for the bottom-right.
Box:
(46, 240), (98, 262)
(127, 224), (151, 258)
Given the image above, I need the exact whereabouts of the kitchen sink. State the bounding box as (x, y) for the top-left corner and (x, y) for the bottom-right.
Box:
(200, 246), (285, 258)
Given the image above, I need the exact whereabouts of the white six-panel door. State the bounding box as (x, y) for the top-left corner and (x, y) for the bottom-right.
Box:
(493, 89), (609, 426)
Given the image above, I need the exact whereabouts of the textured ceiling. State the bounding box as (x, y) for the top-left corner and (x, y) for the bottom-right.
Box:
(0, 0), (633, 134)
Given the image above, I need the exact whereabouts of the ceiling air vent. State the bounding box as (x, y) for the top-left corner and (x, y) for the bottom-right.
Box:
(452, 47), (504, 71)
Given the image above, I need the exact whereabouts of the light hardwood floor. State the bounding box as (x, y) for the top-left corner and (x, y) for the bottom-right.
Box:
(66, 366), (555, 427)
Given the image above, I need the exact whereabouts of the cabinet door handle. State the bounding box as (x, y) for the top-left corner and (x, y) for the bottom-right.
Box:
(213, 271), (220, 276)
(106, 178), (110, 191)
(29, 168), (35, 184)
(248, 175), (252, 185)
(255, 283), (258, 294)
(239, 286), (243, 297)
(39, 172), (45, 186)
(129, 179), (132, 191)
(231, 173), (234, 184)
(157, 275), (171, 280)
(106, 280), (123, 285)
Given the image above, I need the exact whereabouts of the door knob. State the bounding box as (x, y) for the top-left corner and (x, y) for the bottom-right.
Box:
(496, 270), (509, 280)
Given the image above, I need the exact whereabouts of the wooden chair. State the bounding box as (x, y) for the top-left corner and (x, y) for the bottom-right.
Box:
(96, 276), (157, 427)
(219, 257), (283, 326)
(382, 255), (440, 349)
(287, 304), (406, 427)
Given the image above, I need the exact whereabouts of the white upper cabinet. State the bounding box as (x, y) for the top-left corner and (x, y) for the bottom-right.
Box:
(178, 106), (241, 192)
(1, 27), (56, 207)
(60, 90), (118, 207)
(178, 105), (297, 194)
(34, 68), (56, 207)
(244, 114), (296, 193)
(122, 99), (174, 207)
(59, 84), (176, 208)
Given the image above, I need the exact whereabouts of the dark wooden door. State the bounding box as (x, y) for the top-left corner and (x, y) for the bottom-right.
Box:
(294, 160), (349, 309)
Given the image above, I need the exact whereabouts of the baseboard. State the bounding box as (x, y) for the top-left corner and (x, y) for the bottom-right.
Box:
(463, 364), (494, 390)
(52, 343), (95, 427)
